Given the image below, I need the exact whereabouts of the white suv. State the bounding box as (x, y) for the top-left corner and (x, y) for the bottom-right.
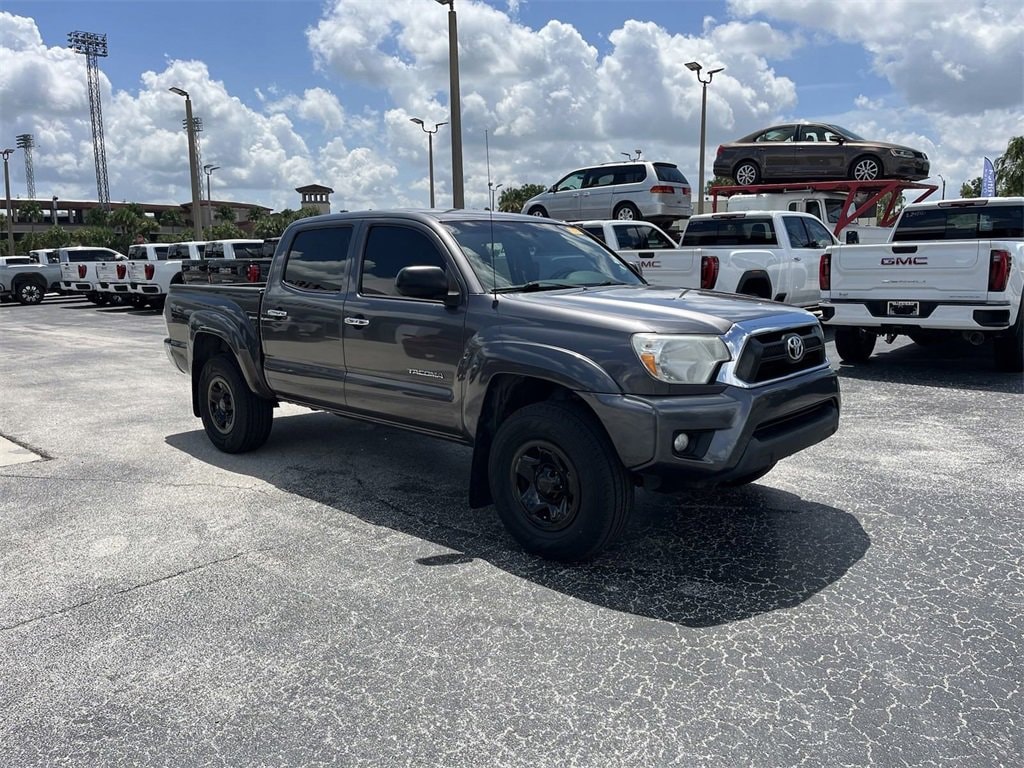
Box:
(521, 161), (693, 227)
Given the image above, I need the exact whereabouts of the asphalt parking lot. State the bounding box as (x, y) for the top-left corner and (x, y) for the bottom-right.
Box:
(1, 296), (1021, 767)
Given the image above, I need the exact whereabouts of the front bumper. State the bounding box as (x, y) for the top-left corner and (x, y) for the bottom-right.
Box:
(580, 364), (840, 491)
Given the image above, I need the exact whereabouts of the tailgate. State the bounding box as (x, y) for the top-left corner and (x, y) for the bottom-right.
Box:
(95, 262), (120, 281)
(624, 248), (698, 287)
(830, 242), (987, 298)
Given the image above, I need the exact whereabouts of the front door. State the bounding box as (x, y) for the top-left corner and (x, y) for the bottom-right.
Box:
(342, 223), (467, 435)
(781, 215), (832, 306)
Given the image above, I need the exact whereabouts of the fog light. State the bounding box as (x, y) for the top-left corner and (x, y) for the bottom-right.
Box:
(673, 432), (690, 453)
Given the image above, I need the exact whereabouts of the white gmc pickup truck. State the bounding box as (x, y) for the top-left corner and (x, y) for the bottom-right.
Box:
(676, 210), (837, 308)
(578, 219), (717, 289)
(820, 197), (1023, 372)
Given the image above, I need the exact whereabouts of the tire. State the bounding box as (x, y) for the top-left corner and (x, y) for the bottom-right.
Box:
(198, 354), (274, 453)
(488, 401), (634, 561)
(993, 301), (1023, 373)
(721, 462), (777, 487)
(106, 293), (126, 306)
(527, 206), (548, 217)
(850, 155), (882, 181)
(613, 202), (642, 221)
(733, 161), (761, 186)
(15, 280), (45, 305)
(834, 326), (877, 363)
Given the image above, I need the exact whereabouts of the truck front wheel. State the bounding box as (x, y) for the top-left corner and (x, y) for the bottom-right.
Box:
(199, 354), (274, 453)
(15, 279), (45, 305)
(488, 401), (634, 561)
(834, 326), (877, 363)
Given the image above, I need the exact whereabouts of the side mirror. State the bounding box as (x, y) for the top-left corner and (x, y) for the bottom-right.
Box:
(845, 230), (860, 244)
(396, 265), (459, 306)
(829, 135), (844, 144)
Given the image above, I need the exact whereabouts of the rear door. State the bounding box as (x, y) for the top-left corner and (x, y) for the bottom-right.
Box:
(342, 222), (467, 435)
(794, 124), (847, 178)
(260, 223), (354, 407)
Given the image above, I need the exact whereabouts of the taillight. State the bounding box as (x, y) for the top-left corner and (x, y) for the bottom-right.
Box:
(716, 145), (724, 158)
(116, 264), (127, 279)
(145, 263), (155, 280)
(988, 249), (1011, 292)
(819, 253), (831, 291)
(77, 264), (86, 278)
(247, 264), (261, 283)
(700, 254), (719, 289)
(649, 185), (675, 194)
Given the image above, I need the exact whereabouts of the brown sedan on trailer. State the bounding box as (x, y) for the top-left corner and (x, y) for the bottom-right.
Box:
(714, 123), (930, 186)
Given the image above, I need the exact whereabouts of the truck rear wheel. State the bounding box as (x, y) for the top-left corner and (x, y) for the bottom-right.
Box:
(834, 326), (876, 363)
(993, 301), (1023, 373)
(488, 401), (633, 561)
(199, 354), (274, 453)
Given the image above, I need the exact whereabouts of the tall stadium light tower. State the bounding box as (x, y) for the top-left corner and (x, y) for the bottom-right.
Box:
(15, 134), (36, 199)
(68, 31), (111, 210)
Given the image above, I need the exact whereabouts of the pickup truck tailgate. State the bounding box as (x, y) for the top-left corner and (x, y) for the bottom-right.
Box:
(831, 241), (989, 298)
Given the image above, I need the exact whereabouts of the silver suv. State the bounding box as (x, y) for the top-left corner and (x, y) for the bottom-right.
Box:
(521, 161), (693, 227)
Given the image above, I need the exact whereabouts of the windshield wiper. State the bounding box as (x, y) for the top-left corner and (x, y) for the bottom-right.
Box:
(493, 280), (578, 294)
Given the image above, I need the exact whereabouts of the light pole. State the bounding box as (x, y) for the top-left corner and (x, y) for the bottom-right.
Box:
(2, 148), (14, 257)
(51, 195), (58, 227)
(488, 182), (503, 211)
(410, 118), (447, 208)
(169, 87), (204, 240)
(685, 61), (724, 214)
(203, 163), (220, 232)
(936, 174), (946, 200)
(435, 0), (464, 208)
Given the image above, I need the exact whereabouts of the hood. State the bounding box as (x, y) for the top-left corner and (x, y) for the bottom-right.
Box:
(500, 284), (812, 335)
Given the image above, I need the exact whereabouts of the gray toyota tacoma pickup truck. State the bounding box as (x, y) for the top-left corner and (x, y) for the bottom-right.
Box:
(164, 210), (840, 560)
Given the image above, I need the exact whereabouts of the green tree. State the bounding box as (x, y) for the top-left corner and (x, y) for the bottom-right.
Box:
(253, 215), (285, 238)
(705, 176), (734, 194)
(995, 135), (1024, 196)
(875, 192), (907, 223)
(41, 225), (74, 249)
(247, 207), (265, 224)
(207, 222), (244, 239)
(215, 205), (237, 224)
(960, 177), (982, 198)
(75, 226), (117, 249)
(20, 200), (44, 234)
(111, 203), (158, 252)
(84, 207), (110, 227)
(498, 184), (546, 213)
(158, 208), (185, 235)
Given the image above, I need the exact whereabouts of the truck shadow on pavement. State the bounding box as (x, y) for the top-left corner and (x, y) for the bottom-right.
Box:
(166, 413), (870, 628)
(833, 337), (1023, 394)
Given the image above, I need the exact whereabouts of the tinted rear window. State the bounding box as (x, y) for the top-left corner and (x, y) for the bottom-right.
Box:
(893, 205), (1024, 241)
(680, 218), (779, 246)
(654, 163), (688, 185)
(64, 250), (116, 262)
(232, 243), (265, 259)
(3, 257), (33, 265)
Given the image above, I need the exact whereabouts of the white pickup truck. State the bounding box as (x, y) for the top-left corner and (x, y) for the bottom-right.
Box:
(820, 197), (1024, 371)
(128, 240), (206, 309)
(674, 210), (837, 308)
(57, 247), (126, 304)
(578, 219), (718, 289)
(96, 242), (170, 307)
(0, 250), (63, 304)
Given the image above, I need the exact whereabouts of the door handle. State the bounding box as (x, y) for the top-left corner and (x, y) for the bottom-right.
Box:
(793, 256), (802, 262)
(266, 308), (287, 318)
(344, 316), (369, 327)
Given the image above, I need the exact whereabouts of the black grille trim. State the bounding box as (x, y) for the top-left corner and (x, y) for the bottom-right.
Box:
(735, 324), (826, 384)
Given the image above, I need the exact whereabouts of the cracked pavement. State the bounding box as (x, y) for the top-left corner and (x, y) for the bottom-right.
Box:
(0, 297), (1021, 767)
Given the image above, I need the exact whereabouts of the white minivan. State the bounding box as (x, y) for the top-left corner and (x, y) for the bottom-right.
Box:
(521, 160), (693, 227)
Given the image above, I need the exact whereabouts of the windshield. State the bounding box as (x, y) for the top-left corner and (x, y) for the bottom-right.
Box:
(443, 219), (644, 292)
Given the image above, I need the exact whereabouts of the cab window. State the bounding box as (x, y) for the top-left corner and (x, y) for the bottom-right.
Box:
(281, 227), (352, 292)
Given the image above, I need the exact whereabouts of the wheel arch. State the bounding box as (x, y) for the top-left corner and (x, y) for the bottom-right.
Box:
(735, 269), (773, 299)
(849, 153), (883, 179)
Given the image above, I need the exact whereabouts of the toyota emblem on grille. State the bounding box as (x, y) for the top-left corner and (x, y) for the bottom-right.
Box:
(785, 334), (805, 362)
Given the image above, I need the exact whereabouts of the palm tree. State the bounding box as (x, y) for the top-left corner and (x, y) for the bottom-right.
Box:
(159, 209), (185, 236)
(20, 200), (44, 234)
(498, 184), (545, 213)
(960, 178), (982, 198)
(215, 204), (237, 225)
(995, 136), (1024, 196)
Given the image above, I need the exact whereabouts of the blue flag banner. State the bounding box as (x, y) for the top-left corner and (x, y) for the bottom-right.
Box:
(982, 157), (996, 197)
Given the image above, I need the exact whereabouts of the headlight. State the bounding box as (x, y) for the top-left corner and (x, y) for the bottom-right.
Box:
(631, 333), (730, 384)
(890, 148), (915, 158)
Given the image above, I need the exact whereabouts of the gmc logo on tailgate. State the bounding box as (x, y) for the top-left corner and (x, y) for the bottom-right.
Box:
(881, 256), (928, 265)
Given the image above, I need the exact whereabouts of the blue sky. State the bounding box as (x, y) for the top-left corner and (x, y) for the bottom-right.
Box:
(1, 0), (1020, 212)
